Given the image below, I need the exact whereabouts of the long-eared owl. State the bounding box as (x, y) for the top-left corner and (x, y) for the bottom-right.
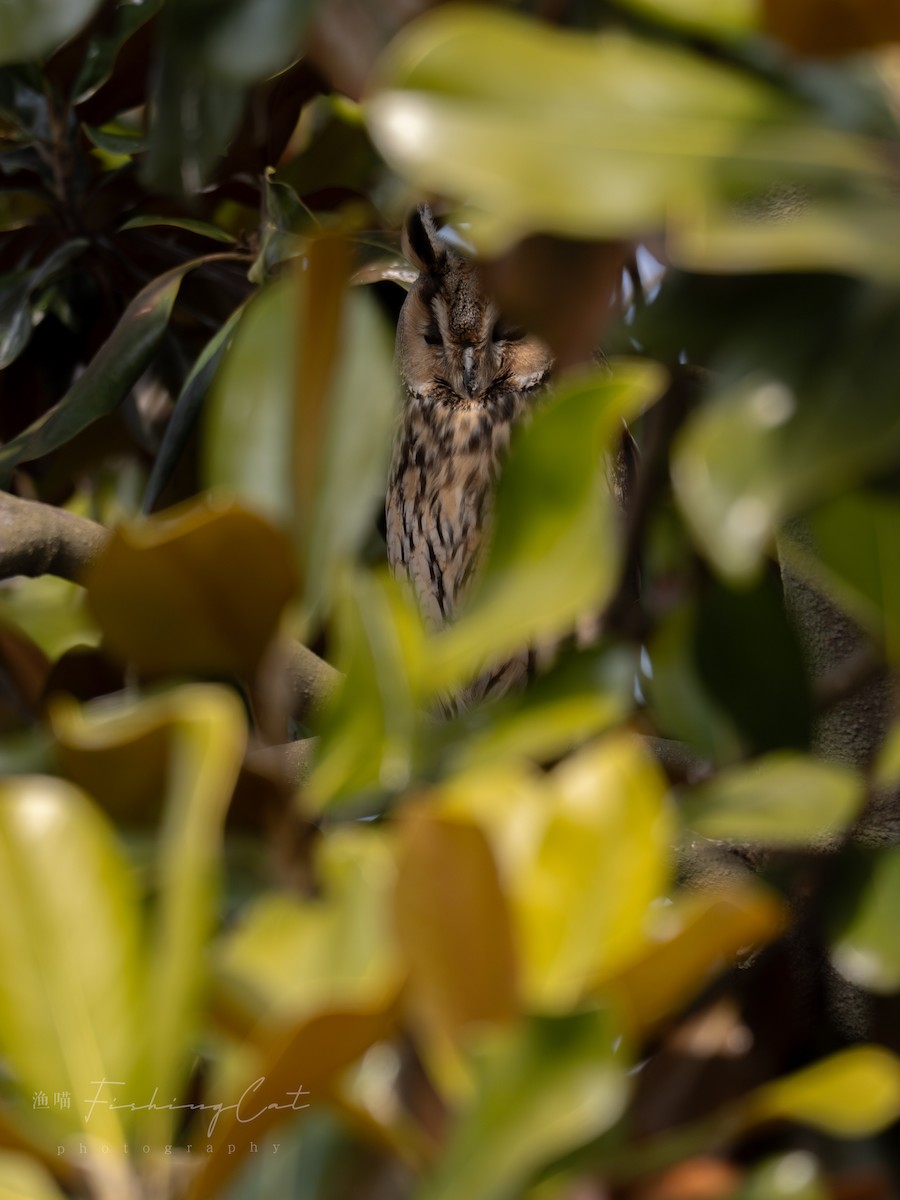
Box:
(386, 205), (555, 705)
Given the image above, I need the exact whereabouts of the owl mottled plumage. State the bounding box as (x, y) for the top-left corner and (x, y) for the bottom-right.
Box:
(386, 206), (554, 705)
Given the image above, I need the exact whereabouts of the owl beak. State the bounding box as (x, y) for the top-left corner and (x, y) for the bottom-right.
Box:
(462, 346), (478, 397)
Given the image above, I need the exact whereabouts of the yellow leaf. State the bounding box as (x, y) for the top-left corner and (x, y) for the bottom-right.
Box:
(85, 497), (296, 678)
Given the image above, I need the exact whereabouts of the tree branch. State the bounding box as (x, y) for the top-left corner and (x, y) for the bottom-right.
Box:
(0, 491), (107, 583)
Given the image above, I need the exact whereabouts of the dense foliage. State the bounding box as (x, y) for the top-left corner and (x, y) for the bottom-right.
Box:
(3, 2), (900, 1198)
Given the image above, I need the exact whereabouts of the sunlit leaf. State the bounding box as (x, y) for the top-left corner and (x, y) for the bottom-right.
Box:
(368, 6), (886, 251)
(0, 776), (140, 1147)
(437, 741), (672, 1013)
(0, 1152), (68, 1200)
(607, 886), (785, 1034)
(681, 752), (864, 845)
(830, 847), (900, 993)
(0, 576), (100, 662)
(216, 827), (400, 1022)
(394, 811), (518, 1041)
(186, 1003), (398, 1200)
(305, 569), (426, 813)
(0, 255), (230, 485)
(204, 277), (296, 526)
(50, 685), (247, 1149)
(738, 1151), (828, 1200)
(0, 0), (103, 65)
(449, 644), (638, 772)
(431, 362), (664, 690)
(746, 1046), (900, 1136)
(618, 0), (757, 38)
(419, 1008), (629, 1200)
(84, 498), (296, 678)
(510, 735), (673, 1010)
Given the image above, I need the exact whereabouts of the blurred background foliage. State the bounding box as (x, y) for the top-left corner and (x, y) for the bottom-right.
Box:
(3, 1), (900, 1198)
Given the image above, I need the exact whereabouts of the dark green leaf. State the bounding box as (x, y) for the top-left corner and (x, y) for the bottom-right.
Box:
(142, 300), (247, 514)
(0, 239), (88, 370)
(0, 254), (229, 485)
(120, 214), (235, 242)
(695, 570), (812, 752)
(83, 122), (147, 156)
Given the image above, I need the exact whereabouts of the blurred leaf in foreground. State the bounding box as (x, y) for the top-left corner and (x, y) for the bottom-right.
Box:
(368, 5), (890, 255)
(85, 498), (296, 679)
(681, 752), (865, 845)
(50, 684), (246, 1150)
(420, 1008), (629, 1200)
(0, 776), (140, 1148)
(430, 362), (665, 691)
(829, 847), (900, 994)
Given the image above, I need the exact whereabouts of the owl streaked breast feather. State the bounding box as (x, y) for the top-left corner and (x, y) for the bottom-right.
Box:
(386, 205), (554, 706)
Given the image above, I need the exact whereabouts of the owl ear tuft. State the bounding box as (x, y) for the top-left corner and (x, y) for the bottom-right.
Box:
(402, 204), (446, 275)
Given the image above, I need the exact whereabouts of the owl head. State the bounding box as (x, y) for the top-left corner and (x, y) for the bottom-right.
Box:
(396, 205), (554, 407)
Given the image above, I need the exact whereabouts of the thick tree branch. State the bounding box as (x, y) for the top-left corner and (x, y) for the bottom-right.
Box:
(0, 491), (107, 583)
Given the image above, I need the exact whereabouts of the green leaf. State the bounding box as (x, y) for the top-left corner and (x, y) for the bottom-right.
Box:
(431, 362), (665, 690)
(797, 491), (900, 663)
(829, 848), (900, 993)
(50, 686), (246, 1150)
(694, 571), (812, 753)
(681, 752), (865, 845)
(306, 569), (426, 814)
(367, 6), (887, 250)
(216, 827), (400, 1022)
(120, 214), (236, 243)
(83, 123), (147, 157)
(0, 776), (141, 1146)
(0, 0), (103, 65)
(746, 1046), (900, 1137)
(204, 276), (295, 527)
(0, 274), (32, 370)
(205, 255), (398, 620)
(304, 287), (398, 621)
(617, 0), (758, 38)
(72, 0), (163, 103)
(419, 1008), (629, 1200)
(0, 254), (228, 486)
(0, 240), (89, 370)
(737, 1152), (828, 1200)
(448, 644), (638, 772)
(143, 300), (247, 513)
(645, 605), (744, 765)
